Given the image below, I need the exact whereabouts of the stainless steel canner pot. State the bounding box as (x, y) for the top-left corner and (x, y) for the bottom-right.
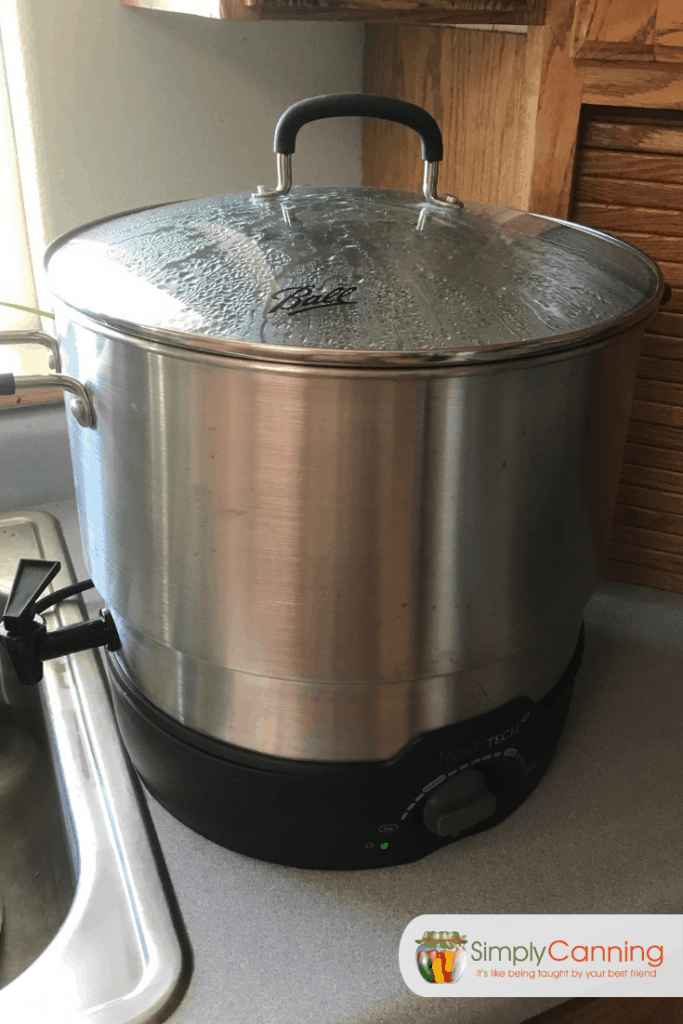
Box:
(0, 95), (665, 868)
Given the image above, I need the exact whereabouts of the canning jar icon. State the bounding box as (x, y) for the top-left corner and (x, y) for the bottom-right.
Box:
(415, 930), (467, 984)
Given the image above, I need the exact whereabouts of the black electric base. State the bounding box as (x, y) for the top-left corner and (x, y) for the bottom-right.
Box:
(107, 626), (584, 870)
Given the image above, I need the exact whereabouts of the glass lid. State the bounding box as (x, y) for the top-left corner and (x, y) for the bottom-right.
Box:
(44, 185), (663, 368)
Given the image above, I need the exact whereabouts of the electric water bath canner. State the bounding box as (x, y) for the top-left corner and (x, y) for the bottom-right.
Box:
(0, 95), (664, 868)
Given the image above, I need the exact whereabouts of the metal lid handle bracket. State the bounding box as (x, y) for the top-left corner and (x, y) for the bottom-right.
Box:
(253, 93), (463, 210)
(0, 331), (94, 428)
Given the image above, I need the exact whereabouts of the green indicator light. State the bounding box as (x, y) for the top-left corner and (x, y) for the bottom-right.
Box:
(380, 842), (389, 850)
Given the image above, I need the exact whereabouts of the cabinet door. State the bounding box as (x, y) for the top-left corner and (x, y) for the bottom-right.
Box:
(654, 0), (683, 62)
(571, 0), (683, 62)
(571, 107), (683, 593)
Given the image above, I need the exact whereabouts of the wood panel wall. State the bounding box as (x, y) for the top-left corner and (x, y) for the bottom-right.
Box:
(364, 0), (588, 217)
(571, 106), (683, 592)
(363, 25), (531, 207)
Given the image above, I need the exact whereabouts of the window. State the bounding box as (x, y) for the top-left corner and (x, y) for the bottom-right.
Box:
(0, 30), (50, 378)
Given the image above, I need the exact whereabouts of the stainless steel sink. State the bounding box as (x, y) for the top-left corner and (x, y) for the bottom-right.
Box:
(0, 511), (188, 1022)
(0, 633), (74, 990)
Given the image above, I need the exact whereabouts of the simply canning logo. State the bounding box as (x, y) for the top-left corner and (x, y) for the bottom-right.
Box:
(399, 916), (683, 998)
(468, 936), (663, 977)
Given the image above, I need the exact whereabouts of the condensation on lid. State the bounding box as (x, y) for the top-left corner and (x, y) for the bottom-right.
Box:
(44, 187), (663, 365)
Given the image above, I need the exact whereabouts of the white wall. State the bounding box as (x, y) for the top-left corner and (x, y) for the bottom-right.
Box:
(3, 0), (363, 306)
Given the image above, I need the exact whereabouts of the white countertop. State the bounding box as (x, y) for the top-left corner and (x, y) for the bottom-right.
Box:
(40, 499), (683, 1024)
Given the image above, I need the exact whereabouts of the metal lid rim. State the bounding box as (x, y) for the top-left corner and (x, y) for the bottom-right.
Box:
(52, 291), (663, 369)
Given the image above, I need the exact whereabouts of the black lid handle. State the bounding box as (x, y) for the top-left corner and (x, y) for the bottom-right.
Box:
(254, 93), (462, 210)
(273, 94), (444, 163)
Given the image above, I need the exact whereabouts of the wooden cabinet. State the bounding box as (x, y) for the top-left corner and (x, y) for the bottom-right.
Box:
(120, 0), (545, 25)
(571, 0), (683, 63)
(364, 0), (683, 594)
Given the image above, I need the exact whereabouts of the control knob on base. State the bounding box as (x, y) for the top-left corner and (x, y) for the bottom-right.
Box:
(422, 770), (497, 837)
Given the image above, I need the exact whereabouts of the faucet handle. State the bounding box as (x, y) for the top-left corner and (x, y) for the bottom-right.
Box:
(3, 559), (61, 635)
